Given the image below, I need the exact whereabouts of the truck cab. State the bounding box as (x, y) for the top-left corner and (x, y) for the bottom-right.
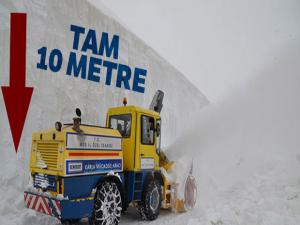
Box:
(107, 105), (161, 172)
(106, 105), (164, 214)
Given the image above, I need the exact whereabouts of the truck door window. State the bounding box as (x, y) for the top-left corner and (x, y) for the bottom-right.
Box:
(109, 114), (131, 137)
(141, 116), (154, 145)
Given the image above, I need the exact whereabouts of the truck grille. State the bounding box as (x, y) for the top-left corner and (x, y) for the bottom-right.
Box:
(34, 173), (57, 191)
(36, 142), (59, 170)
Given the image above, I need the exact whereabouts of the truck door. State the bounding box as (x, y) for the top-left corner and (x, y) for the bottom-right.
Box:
(137, 114), (159, 170)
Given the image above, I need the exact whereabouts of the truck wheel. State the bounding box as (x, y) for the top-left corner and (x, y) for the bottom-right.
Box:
(90, 181), (122, 225)
(139, 179), (162, 220)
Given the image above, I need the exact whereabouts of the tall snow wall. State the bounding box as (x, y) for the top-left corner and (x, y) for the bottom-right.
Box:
(0, 1), (207, 223)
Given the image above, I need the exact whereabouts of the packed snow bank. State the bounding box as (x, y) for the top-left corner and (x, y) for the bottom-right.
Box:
(166, 42), (300, 225)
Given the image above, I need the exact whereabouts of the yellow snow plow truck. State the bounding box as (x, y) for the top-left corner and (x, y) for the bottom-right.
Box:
(24, 90), (197, 225)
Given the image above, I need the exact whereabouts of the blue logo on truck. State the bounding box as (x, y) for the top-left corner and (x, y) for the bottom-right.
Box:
(66, 159), (122, 175)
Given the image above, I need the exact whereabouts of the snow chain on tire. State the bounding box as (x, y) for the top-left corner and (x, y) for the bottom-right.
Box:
(90, 181), (122, 225)
(138, 179), (162, 221)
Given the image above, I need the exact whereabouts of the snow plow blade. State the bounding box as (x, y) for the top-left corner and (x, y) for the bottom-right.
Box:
(24, 191), (62, 218)
(24, 191), (94, 220)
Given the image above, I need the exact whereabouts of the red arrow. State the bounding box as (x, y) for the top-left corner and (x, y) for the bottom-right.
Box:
(1, 13), (33, 153)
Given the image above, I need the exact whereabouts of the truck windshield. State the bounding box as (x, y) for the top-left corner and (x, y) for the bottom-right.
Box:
(109, 114), (131, 137)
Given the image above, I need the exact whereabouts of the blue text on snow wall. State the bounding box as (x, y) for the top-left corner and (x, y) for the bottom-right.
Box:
(36, 25), (147, 93)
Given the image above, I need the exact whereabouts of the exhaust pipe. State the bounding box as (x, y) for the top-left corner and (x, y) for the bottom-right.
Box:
(72, 117), (81, 132)
(72, 108), (82, 132)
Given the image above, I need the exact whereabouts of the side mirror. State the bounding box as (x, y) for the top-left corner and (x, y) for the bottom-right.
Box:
(156, 125), (161, 137)
(55, 121), (62, 132)
(73, 108), (82, 132)
(76, 108), (82, 117)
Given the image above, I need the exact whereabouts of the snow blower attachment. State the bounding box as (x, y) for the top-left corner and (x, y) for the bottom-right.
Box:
(24, 90), (197, 225)
(159, 152), (197, 212)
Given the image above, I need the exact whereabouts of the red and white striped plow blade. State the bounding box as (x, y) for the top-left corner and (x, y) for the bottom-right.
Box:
(24, 192), (61, 217)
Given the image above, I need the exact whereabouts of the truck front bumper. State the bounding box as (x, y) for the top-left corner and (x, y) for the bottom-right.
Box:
(24, 191), (94, 220)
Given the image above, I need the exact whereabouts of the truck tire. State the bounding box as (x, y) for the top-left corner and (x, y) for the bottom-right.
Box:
(139, 179), (162, 220)
(90, 181), (122, 225)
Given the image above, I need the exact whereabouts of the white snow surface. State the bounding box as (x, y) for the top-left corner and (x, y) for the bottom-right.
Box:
(1, 1), (300, 225)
